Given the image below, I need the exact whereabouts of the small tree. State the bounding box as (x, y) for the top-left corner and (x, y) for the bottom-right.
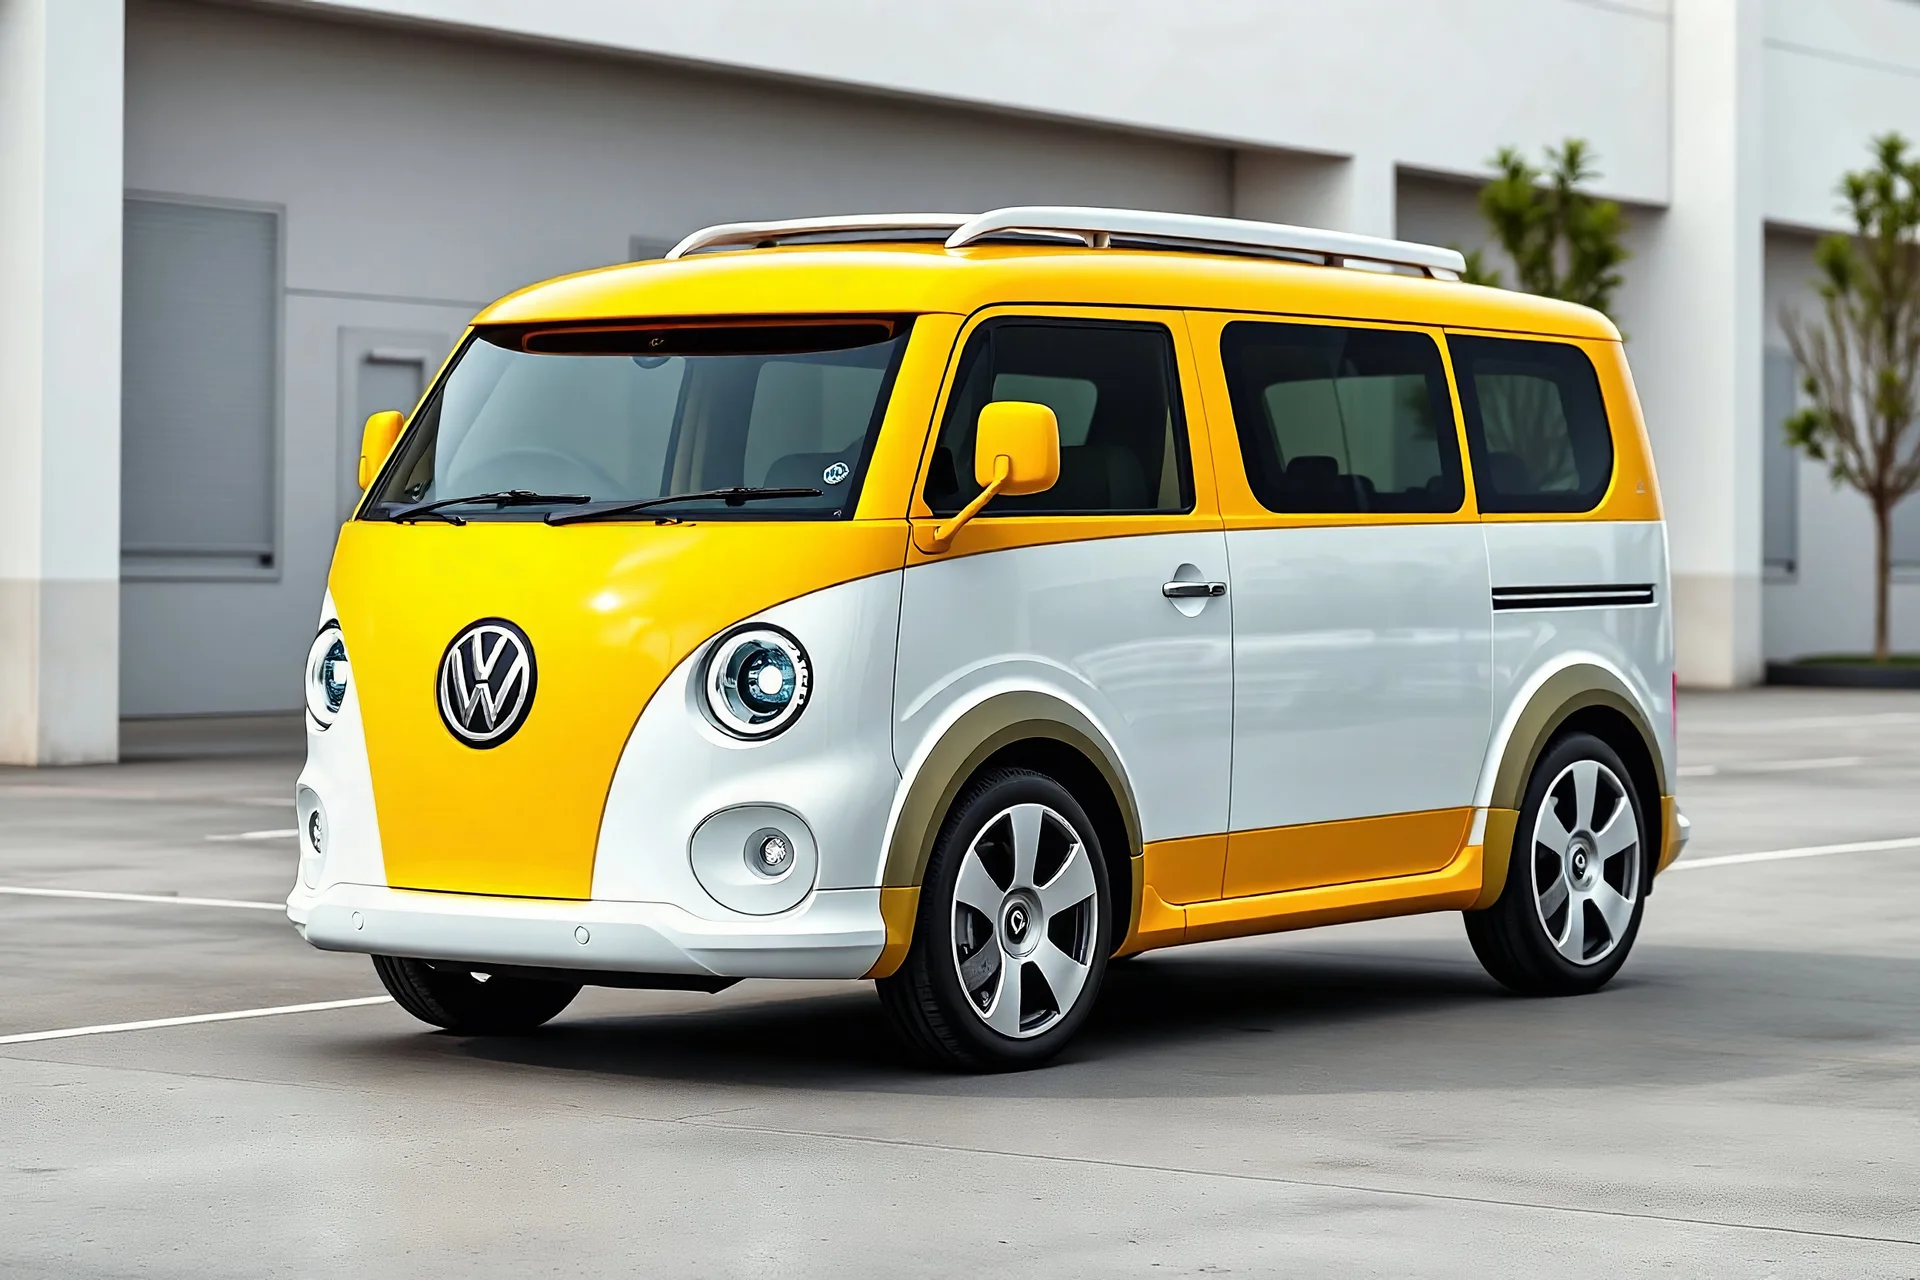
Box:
(1459, 139), (1630, 320)
(1782, 133), (1920, 663)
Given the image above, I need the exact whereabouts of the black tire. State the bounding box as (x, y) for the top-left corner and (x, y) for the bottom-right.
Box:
(877, 767), (1111, 1072)
(1465, 731), (1650, 996)
(372, 955), (580, 1033)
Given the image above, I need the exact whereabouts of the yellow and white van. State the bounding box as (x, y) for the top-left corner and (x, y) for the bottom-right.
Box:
(290, 206), (1688, 1070)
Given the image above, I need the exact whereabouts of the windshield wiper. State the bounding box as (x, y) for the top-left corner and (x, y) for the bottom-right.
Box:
(384, 490), (592, 525)
(546, 486), (823, 526)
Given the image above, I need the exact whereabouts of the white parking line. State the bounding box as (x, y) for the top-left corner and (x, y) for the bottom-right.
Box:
(1676, 755), (1867, 778)
(1669, 835), (1920, 871)
(1698, 710), (1920, 733)
(0, 885), (283, 910)
(206, 828), (299, 842)
(0, 996), (393, 1046)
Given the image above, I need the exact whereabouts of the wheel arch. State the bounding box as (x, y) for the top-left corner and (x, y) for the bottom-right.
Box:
(1473, 662), (1667, 911)
(866, 690), (1143, 978)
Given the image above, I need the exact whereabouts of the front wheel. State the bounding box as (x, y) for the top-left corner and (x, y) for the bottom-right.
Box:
(1464, 731), (1649, 996)
(372, 955), (580, 1033)
(878, 768), (1111, 1071)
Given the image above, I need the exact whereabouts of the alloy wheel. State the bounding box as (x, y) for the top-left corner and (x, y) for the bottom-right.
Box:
(949, 802), (1100, 1038)
(1530, 758), (1642, 966)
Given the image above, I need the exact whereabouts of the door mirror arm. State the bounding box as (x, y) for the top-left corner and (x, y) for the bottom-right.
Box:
(916, 456), (1010, 554)
(914, 400), (1060, 555)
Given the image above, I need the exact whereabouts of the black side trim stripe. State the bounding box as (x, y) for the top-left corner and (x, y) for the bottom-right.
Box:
(1492, 583), (1657, 611)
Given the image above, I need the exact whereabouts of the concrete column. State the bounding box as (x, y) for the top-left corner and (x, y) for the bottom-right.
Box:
(1629, 0), (1766, 686)
(0, 0), (124, 763)
(1232, 149), (1396, 239)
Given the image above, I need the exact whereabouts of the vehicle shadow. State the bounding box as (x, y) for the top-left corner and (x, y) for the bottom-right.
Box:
(379, 934), (1920, 1099)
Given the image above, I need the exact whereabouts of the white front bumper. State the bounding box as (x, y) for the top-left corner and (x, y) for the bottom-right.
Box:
(292, 883), (886, 980)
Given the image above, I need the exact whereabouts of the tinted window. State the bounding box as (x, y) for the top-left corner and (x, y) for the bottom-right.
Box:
(1219, 322), (1463, 514)
(1450, 335), (1614, 513)
(924, 320), (1191, 516)
(367, 320), (910, 520)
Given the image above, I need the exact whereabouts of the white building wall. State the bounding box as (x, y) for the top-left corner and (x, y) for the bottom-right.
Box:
(0, 0), (123, 764)
(11, 0), (1920, 745)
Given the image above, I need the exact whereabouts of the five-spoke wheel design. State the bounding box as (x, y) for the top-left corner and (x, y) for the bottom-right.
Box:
(949, 802), (1100, 1039)
(1529, 757), (1642, 966)
(1464, 730), (1649, 996)
(877, 767), (1112, 1070)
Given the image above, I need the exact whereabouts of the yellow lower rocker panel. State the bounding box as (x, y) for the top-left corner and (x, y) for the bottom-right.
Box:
(1125, 839), (1487, 954)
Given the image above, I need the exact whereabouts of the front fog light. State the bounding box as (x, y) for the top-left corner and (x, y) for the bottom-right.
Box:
(701, 626), (810, 739)
(748, 828), (795, 878)
(298, 787), (327, 890)
(304, 622), (350, 730)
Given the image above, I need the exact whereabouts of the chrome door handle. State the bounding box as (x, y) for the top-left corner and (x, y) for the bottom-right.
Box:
(1162, 581), (1226, 599)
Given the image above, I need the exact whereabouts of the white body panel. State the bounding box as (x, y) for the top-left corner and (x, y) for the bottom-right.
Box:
(300, 883), (885, 980)
(592, 571), (905, 904)
(286, 591), (386, 910)
(1226, 523), (1493, 831)
(893, 530), (1234, 846)
(1479, 520), (1676, 796)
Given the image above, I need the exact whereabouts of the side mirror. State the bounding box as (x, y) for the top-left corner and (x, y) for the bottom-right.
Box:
(919, 401), (1060, 553)
(357, 411), (405, 491)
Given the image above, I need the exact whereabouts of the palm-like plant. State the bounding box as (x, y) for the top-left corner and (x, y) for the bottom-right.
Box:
(1460, 139), (1629, 320)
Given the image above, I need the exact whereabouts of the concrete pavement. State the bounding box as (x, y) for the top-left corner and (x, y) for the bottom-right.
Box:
(3, 688), (1918, 1276)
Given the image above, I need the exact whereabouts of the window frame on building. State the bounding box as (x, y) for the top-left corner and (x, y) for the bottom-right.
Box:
(120, 192), (285, 582)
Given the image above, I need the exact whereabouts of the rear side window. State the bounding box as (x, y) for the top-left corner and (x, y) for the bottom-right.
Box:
(1219, 321), (1464, 514)
(1449, 335), (1614, 513)
(923, 319), (1191, 516)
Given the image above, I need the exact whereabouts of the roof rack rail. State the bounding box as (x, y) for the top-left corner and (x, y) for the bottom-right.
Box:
(947, 207), (1464, 278)
(665, 214), (972, 260)
(666, 205), (1465, 280)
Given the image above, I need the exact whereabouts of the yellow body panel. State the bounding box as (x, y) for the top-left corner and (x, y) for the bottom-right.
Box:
(1142, 833), (1229, 905)
(1222, 807), (1474, 899)
(478, 245), (1619, 346)
(863, 886), (922, 980)
(331, 520), (906, 898)
(1123, 814), (1486, 956)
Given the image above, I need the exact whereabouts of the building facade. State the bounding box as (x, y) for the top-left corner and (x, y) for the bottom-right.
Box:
(3, 0), (1919, 763)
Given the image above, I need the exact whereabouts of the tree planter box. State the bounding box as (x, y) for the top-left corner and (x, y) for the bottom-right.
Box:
(1766, 661), (1920, 690)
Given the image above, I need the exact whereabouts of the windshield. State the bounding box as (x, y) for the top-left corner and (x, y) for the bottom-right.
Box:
(364, 318), (913, 520)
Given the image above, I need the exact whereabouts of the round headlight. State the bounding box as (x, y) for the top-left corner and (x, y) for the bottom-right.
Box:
(702, 626), (810, 739)
(305, 622), (350, 730)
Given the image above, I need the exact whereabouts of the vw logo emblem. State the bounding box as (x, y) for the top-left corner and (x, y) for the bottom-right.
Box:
(436, 619), (536, 748)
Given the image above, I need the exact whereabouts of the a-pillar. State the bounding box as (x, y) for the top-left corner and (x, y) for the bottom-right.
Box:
(1630, 0), (1766, 686)
(0, 0), (124, 763)
(1231, 149), (1397, 240)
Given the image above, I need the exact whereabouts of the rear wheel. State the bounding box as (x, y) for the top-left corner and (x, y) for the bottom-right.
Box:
(372, 955), (580, 1033)
(878, 767), (1111, 1072)
(1465, 731), (1648, 995)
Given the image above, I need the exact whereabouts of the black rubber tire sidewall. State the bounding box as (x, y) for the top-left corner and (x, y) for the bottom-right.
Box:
(372, 955), (581, 1033)
(878, 767), (1112, 1072)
